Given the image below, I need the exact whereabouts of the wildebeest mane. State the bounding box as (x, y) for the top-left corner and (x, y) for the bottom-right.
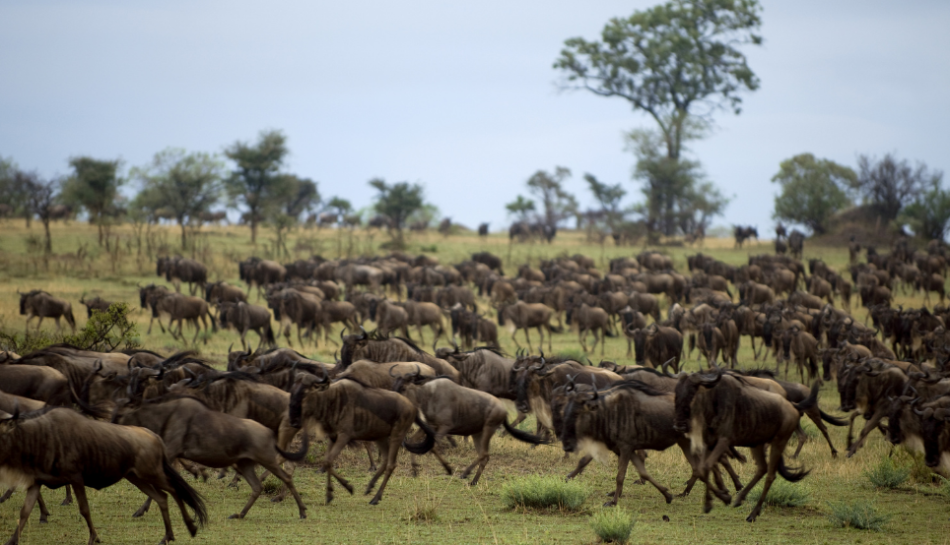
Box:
(391, 336), (425, 355)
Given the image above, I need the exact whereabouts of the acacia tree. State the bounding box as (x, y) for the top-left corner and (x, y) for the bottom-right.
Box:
(224, 130), (289, 244)
(771, 153), (854, 235)
(270, 175), (320, 258)
(526, 167), (578, 231)
(853, 153), (932, 223)
(369, 178), (424, 249)
(18, 171), (59, 253)
(898, 174), (950, 241)
(132, 149), (224, 250)
(505, 195), (536, 223)
(555, 0), (761, 237)
(60, 157), (122, 245)
(0, 157), (31, 226)
(585, 173), (626, 231)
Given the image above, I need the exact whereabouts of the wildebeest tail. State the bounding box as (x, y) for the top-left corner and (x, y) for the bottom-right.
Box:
(793, 382), (820, 413)
(777, 456), (810, 482)
(208, 310), (217, 333)
(65, 307), (76, 328)
(819, 408), (848, 426)
(548, 322), (564, 334)
(403, 416), (436, 454)
(503, 419), (547, 445)
(163, 458), (208, 531)
(265, 323), (276, 346)
(276, 431), (310, 461)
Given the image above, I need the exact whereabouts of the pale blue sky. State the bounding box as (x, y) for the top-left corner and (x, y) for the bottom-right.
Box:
(2, 1), (948, 234)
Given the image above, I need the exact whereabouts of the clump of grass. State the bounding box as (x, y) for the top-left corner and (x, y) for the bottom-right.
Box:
(935, 474), (950, 498)
(556, 349), (588, 363)
(745, 480), (810, 507)
(590, 508), (635, 544)
(864, 456), (910, 489)
(261, 477), (282, 496)
(408, 504), (438, 524)
(826, 500), (890, 531)
(501, 475), (587, 512)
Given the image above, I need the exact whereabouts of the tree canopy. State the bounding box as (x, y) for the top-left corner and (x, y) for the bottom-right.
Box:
(505, 195), (536, 223)
(223, 129), (290, 243)
(853, 153), (935, 223)
(526, 166), (578, 231)
(60, 156), (122, 244)
(771, 153), (854, 235)
(132, 148), (224, 249)
(369, 178), (425, 248)
(898, 174), (950, 241)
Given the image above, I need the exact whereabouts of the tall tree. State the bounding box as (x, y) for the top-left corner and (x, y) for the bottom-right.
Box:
(369, 178), (425, 249)
(853, 153), (934, 223)
(270, 175), (320, 258)
(131, 149), (224, 250)
(585, 173), (626, 230)
(505, 195), (536, 223)
(526, 167), (578, 232)
(771, 153), (854, 235)
(223, 130), (289, 243)
(0, 157), (31, 227)
(17, 171), (59, 253)
(60, 157), (122, 245)
(555, 0), (762, 161)
(898, 174), (950, 241)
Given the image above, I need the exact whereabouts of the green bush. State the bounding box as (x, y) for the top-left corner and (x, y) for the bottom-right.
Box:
(590, 508), (635, 543)
(745, 480), (810, 508)
(827, 500), (890, 531)
(501, 475), (587, 512)
(864, 456), (910, 489)
(936, 475), (950, 498)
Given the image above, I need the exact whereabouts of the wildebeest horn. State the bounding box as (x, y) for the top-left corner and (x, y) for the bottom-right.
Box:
(660, 358), (675, 377)
(413, 364), (421, 377)
(227, 343), (234, 354)
(340, 328), (346, 341)
(591, 383), (599, 401)
(389, 365), (400, 378)
(529, 362), (544, 372)
(914, 406), (934, 418)
(359, 326), (367, 340)
(585, 357), (593, 367)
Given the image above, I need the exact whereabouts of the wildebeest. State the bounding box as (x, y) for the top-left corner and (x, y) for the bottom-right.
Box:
(401, 300), (447, 351)
(157, 256), (208, 296)
(204, 281), (248, 305)
(18, 290), (76, 334)
(0, 364), (72, 407)
(788, 230), (805, 259)
(198, 210), (228, 225)
(267, 288), (321, 347)
(239, 257), (287, 299)
(0, 407), (207, 545)
(627, 324), (683, 373)
(496, 301), (560, 353)
(393, 372), (544, 484)
(733, 226), (758, 248)
(471, 251), (504, 274)
(147, 290), (217, 344)
(339, 330), (460, 382)
(78, 294), (113, 318)
(115, 396), (308, 520)
(288, 372), (436, 505)
(218, 301), (276, 351)
(566, 301), (614, 355)
(674, 371), (814, 521)
(477, 223), (489, 237)
(369, 298), (411, 339)
(448, 305), (498, 349)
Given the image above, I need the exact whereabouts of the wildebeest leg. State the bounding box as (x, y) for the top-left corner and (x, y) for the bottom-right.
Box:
(845, 411), (860, 449)
(522, 327), (531, 352)
(62, 485), (73, 506)
(566, 455), (593, 480)
(7, 483), (41, 545)
(746, 441), (789, 522)
(0, 488), (12, 505)
(460, 429), (494, 485)
(35, 492), (49, 524)
(720, 458), (744, 491)
(791, 424), (807, 458)
(262, 462), (307, 519)
(578, 327), (588, 353)
(367, 436), (401, 505)
(71, 484), (102, 545)
(629, 452), (672, 504)
(323, 436), (354, 505)
(510, 410), (527, 427)
(805, 408), (838, 458)
(132, 497), (152, 518)
(363, 442), (378, 472)
(124, 476), (176, 545)
(847, 408), (887, 457)
(230, 460), (265, 519)
(732, 445), (767, 509)
(603, 450), (630, 507)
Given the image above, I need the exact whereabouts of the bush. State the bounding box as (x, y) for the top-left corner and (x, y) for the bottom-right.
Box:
(864, 456), (910, 489)
(590, 508), (635, 543)
(501, 476), (587, 512)
(827, 501), (890, 531)
(745, 480), (810, 508)
(936, 474), (950, 498)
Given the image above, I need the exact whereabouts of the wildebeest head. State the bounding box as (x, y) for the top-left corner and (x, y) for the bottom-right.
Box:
(915, 400), (950, 468)
(672, 370), (722, 433)
(560, 382), (599, 453)
(288, 370), (329, 428)
(156, 256), (169, 277)
(339, 328), (369, 367)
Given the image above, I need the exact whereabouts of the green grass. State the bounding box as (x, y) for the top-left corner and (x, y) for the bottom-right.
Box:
(501, 475), (587, 512)
(864, 456), (911, 489)
(0, 221), (949, 543)
(745, 480), (810, 508)
(590, 508), (636, 543)
(826, 500), (890, 531)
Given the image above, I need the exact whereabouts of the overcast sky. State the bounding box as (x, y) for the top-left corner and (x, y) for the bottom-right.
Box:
(2, 0), (948, 235)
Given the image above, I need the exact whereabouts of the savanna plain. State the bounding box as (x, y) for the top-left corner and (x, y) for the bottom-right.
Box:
(0, 221), (947, 545)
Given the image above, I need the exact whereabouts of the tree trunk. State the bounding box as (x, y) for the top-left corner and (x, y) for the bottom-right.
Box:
(43, 219), (52, 253)
(24, 212), (31, 229)
(179, 219), (187, 250)
(97, 213), (104, 246)
(251, 218), (258, 244)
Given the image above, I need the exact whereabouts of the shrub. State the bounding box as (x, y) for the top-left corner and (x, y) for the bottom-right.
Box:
(590, 508), (635, 544)
(826, 500), (890, 531)
(936, 474), (950, 498)
(864, 456), (910, 489)
(745, 480), (810, 508)
(501, 475), (587, 512)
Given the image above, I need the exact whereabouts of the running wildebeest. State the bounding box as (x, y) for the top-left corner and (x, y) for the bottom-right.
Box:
(218, 301), (276, 351)
(477, 223), (489, 237)
(79, 294), (113, 318)
(18, 290), (76, 334)
(157, 256), (208, 296)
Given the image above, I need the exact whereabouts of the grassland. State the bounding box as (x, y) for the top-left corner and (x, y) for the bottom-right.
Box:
(0, 220), (948, 545)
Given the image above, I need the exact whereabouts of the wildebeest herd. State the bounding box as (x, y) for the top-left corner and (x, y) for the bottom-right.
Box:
(5, 235), (950, 543)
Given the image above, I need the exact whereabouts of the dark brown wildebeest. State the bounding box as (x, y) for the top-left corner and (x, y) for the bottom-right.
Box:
(157, 256), (207, 296)
(673, 371), (814, 521)
(0, 407), (207, 545)
(393, 373), (544, 484)
(47, 204), (72, 222)
(204, 281), (248, 305)
(289, 372), (436, 505)
(918, 273), (946, 304)
(627, 324), (683, 373)
(116, 396), (308, 520)
(339, 330), (460, 382)
(496, 301), (560, 353)
(628, 292), (660, 322)
(18, 290), (76, 334)
(566, 301), (614, 355)
(448, 305), (497, 349)
(148, 291), (217, 344)
(562, 379), (730, 506)
(838, 362), (908, 458)
(788, 230), (805, 259)
(318, 212), (338, 228)
(438, 217), (452, 236)
(139, 284), (174, 334)
(336, 360), (437, 389)
(471, 251), (503, 274)
(619, 306), (647, 358)
(906, 395), (950, 475)
(779, 326), (819, 383)
(370, 298), (411, 339)
(477, 223), (489, 237)
(218, 302), (276, 351)
(774, 237), (787, 255)
(733, 226), (758, 248)
(0, 365), (71, 406)
(78, 294), (113, 319)
(266, 288), (321, 347)
(436, 347), (520, 404)
(740, 281), (775, 306)
(400, 300), (448, 351)
(239, 257), (287, 299)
